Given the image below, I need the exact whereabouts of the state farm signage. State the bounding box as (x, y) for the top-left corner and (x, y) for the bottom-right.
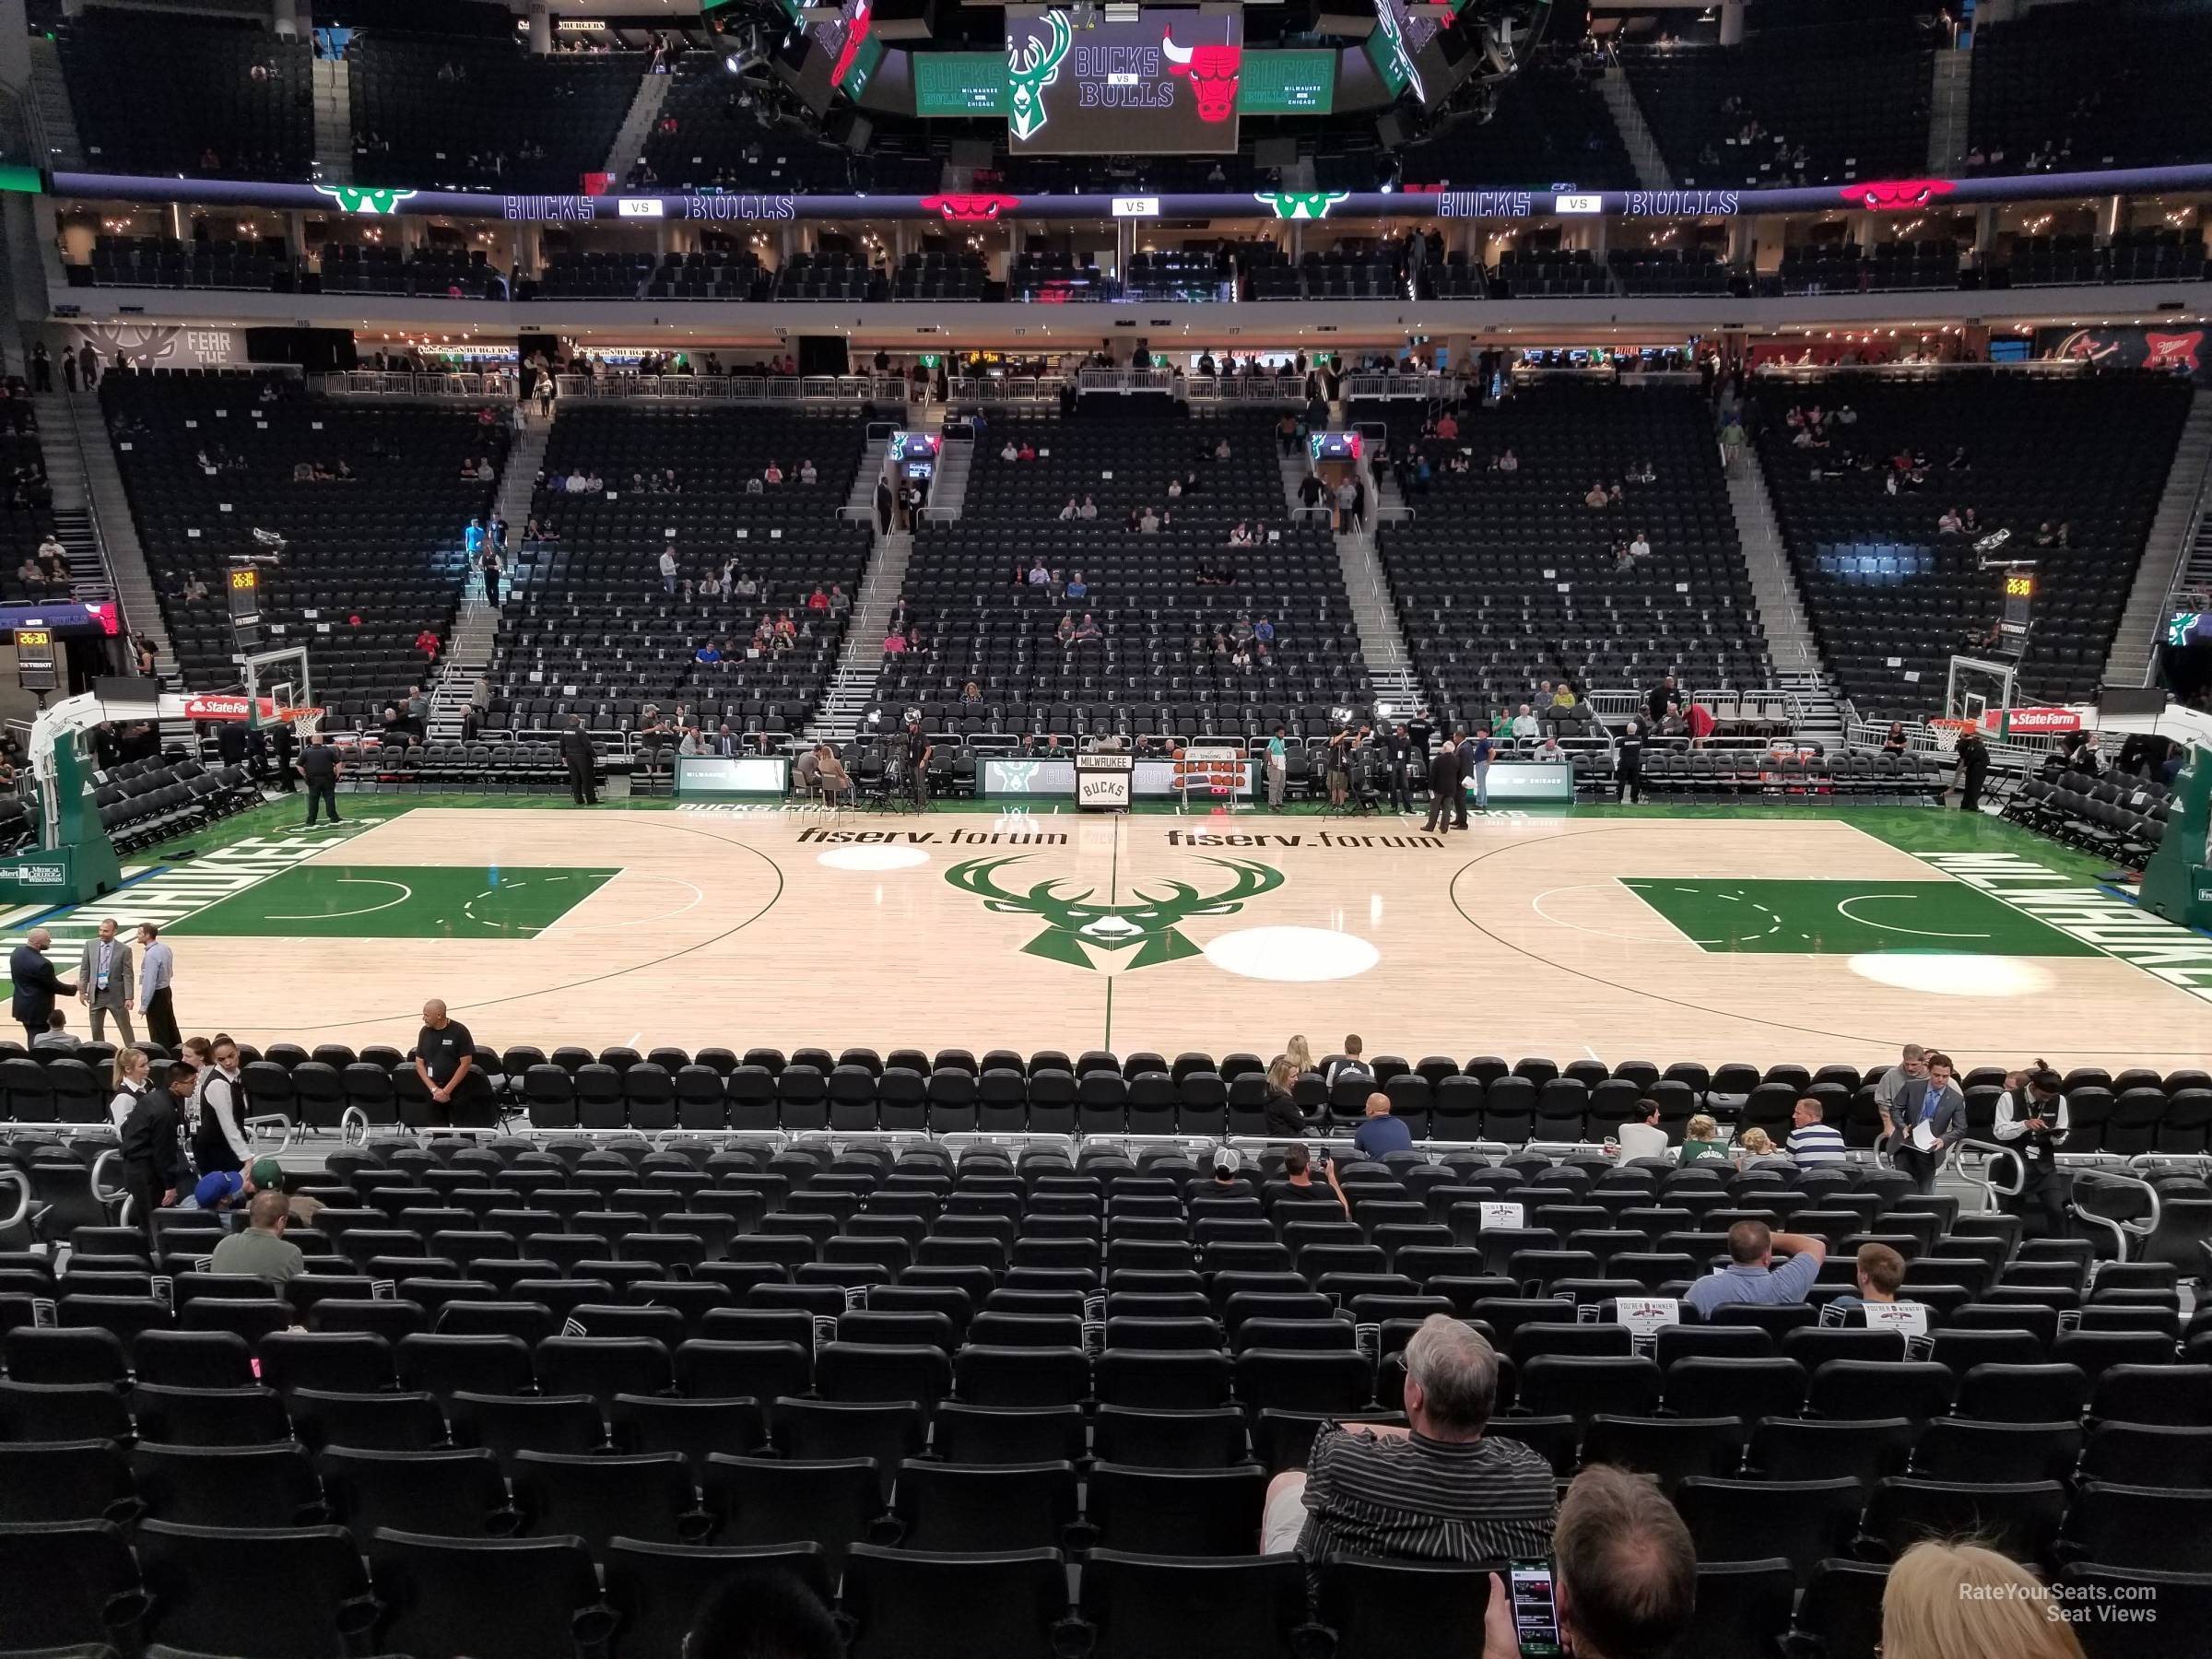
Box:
(1983, 707), (2082, 735)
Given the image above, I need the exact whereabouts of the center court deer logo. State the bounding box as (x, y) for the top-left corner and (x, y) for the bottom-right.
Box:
(946, 854), (1283, 969)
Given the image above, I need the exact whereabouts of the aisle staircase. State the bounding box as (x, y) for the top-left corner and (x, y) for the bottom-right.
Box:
(311, 58), (353, 186)
(36, 391), (164, 670)
(2106, 391), (2212, 688)
(1727, 446), (1824, 682)
(603, 69), (673, 182)
(1726, 446), (1847, 747)
(806, 530), (911, 743)
(1926, 48), (1973, 174)
(28, 36), (84, 171)
(1600, 66), (1673, 192)
(1335, 528), (1421, 716)
(427, 413), (550, 740)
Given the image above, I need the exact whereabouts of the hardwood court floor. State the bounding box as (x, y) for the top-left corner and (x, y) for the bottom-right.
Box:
(18, 796), (2212, 1071)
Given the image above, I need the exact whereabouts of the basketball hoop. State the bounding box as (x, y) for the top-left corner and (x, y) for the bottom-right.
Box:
(1927, 717), (1976, 754)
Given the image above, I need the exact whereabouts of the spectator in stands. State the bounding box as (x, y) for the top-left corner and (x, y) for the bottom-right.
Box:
(1831, 1241), (1907, 1316)
(1056, 613), (1076, 648)
(1479, 1465), (1697, 1659)
(1994, 1062), (2070, 1239)
(1074, 614), (1101, 646)
(1879, 1541), (2084, 1659)
(1258, 1055), (1306, 1136)
(1645, 675), (1681, 724)
(1262, 1317), (1555, 1571)
(1683, 1219), (1826, 1318)
(1352, 1091), (1414, 1159)
(210, 1188), (305, 1284)
(1611, 1099), (1669, 1163)
(1883, 1052), (1966, 1195)
(1139, 506), (1160, 535)
(659, 547), (678, 595)
(1326, 1037), (1372, 1094)
(189, 1153), (276, 1218)
(1733, 1128), (1795, 1174)
(1511, 704), (1540, 743)
(15, 553), (44, 594)
(1000, 439), (1019, 462)
(1628, 529), (1651, 561)
(32, 1008), (74, 1051)
(1076, 495), (1097, 520)
(1584, 481), (1609, 509)
(1786, 1099), (1846, 1167)
(1875, 1044), (1928, 1114)
(1678, 1113), (1730, 1166)
(799, 459), (818, 485)
(1057, 498), (1078, 522)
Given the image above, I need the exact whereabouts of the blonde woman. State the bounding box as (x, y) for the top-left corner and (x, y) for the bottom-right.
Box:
(1284, 1035), (1314, 1076)
(1679, 1113), (1731, 1165)
(1263, 1055), (1305, 1138)
(1734, 1126), (1794, 1173)
(1880, 1541), (2084, 1659)
(106, 1045), (150, 1132)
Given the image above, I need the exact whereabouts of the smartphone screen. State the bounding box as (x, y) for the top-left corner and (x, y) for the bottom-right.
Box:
(1509, 1560), (1564, 1657)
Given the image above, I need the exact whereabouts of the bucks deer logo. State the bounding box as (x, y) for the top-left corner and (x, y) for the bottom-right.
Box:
(947, 854), (1284, 970)
(313, 186), (418, 216)
(1006, 11), (1072, 143)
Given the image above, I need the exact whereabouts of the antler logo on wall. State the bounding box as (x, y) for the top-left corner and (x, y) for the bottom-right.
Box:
(1006, 11), (1072, 143)
(1253, 191), (1348, 220)
(65, 323), (187, 369)
(1160, 25), (1242, 123)
(946, 854), (1285, 970)
(313, 186), (418, 216)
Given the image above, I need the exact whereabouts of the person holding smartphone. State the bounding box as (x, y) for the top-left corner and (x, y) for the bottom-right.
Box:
(1478, 1465), (1697, 1659)
(1259, 1316), (1555, 1583)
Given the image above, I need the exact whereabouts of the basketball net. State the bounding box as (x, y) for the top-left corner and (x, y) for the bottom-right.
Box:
(1926, 717), (1975, 754)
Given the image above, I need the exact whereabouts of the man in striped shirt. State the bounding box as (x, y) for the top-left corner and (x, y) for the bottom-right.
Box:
(1785, 1098), (1847, 1168)
(1261, 1315), (1556, 1577)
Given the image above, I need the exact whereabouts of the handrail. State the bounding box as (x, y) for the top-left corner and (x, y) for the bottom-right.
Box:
(0, 1167), (27, 1233)
(1957, 1138), (2161, 1260)
(2140, 405), (2212, 686)
(88, 1146), (128, 1206)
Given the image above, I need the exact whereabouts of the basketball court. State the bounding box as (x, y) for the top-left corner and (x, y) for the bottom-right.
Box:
(6, 797), (2208, 1070)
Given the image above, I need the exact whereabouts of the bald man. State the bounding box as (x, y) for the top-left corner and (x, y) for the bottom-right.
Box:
(1351, 1090), (1414, 1159)
(10, 927), (75, 1047)
(410, 999), (475, 1126)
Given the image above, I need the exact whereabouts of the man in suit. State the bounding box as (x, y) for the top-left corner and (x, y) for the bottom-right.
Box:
(559, 716), (598, 806)
(1422, 736), (1463, 835)
(1382, 724), (1413, 814)
(10, 928), (74, 1046)
(1881, 1051), (1967, 1194)
(77, 917), (135, 1044)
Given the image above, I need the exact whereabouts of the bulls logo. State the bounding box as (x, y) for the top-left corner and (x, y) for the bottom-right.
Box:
(1160, 25), (1242, 123)
(920, 194), (1022, 223)
(1841, 179), (1956, 211)
(829, 0), (873, 88)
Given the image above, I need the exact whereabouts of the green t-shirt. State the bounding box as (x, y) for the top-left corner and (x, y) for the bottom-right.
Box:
(209, 1227), (305, 1283)
(1679, 1140), (1732, 1166)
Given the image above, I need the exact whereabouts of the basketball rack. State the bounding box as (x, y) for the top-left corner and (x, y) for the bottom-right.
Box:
(1175, 744), (1248, 812)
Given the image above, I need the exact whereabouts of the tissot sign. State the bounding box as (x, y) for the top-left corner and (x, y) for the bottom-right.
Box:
(1006, 8), (1242, 155)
